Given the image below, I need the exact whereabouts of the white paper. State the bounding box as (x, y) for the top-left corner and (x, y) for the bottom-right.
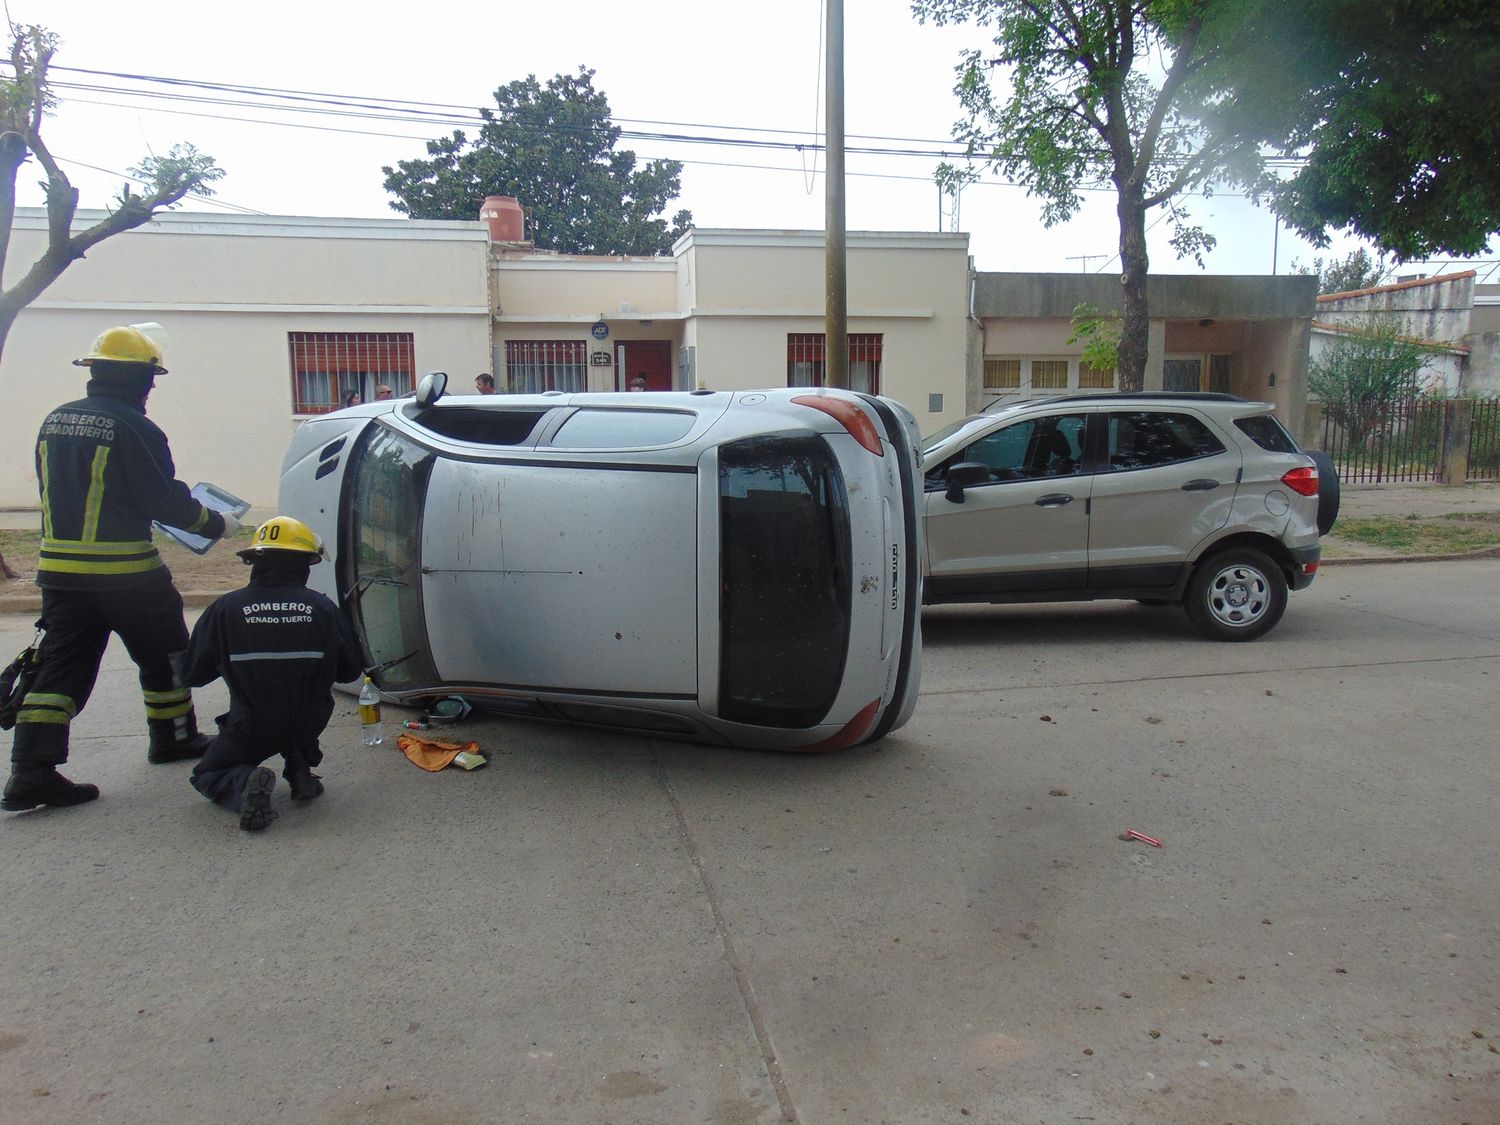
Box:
(153, 482), (251, 555)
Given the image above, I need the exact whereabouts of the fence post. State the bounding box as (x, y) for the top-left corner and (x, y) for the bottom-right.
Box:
(1302, 402), (1324, 450)
(1440, 399), (1473, 485)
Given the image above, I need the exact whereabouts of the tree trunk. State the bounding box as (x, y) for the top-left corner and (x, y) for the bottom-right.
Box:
(1116, 191), (1150, 393)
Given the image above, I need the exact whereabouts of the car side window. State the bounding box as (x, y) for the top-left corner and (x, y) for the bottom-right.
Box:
(934, 413), (1088, 483)
(1104, 411), (1225, 471)
(958, 420), (1036, 480)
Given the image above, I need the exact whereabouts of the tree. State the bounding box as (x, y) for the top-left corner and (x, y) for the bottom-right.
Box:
(1308, 314), (1436, 451)
(1190, 0), (1500, 260)
(912, 0), (1257, 391)
(1292, 247), (1391, 295)
(383, 67), (692, 256)
(0, 25), (225, 363)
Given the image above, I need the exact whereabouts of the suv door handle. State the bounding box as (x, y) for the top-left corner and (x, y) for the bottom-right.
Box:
(1034, 493), (1074, 507)
(1181, 478), (1220, 492)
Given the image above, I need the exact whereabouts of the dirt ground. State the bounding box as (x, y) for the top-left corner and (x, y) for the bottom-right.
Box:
(0, 528), (255, 592)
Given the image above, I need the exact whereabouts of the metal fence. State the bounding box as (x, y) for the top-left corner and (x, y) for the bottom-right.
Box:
(1320, 396), (1446, 483)
(1470, 398), (1500, 481)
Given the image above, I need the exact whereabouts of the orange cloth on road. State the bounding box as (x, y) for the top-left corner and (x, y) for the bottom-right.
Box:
(396, 732), (480, 772)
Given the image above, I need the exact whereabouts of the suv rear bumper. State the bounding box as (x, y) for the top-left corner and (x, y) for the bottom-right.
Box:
(1288, 544), (1321, 591)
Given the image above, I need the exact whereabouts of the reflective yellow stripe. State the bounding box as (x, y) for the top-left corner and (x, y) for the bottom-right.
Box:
(38, 440), (53, 540)
(145, 701), (193, 720)
(82, 446), (110, 542)
(16, 709), (71, 725)
(22, 693), (77, 716)
(41, 538), (155, 554)
(187, 508), (211, 532)
(36, 556), (165, 575)
(143, 688), (190, 704)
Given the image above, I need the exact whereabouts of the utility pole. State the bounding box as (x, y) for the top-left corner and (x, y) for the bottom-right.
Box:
(825, 0), (848, 389)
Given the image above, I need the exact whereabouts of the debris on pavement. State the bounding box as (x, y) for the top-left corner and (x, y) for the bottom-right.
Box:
(395, 732), (487, 773)
(1122, 829), (1163, 847)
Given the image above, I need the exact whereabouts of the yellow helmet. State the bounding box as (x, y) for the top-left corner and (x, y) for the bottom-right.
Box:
(73, 322), (170, 374)
(236, 516), (327, 563)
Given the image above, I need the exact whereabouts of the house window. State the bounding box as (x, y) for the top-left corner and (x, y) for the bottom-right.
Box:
(984, 358), (1021, 389)
(1031, 359), (1069, 390)
(786, 333), (883, 395)
(505, 340), (587, 393)
(290, 332), (415, 414)
(1079, 362), (1115, 390)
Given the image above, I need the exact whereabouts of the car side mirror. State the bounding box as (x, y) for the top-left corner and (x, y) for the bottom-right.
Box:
(944, 461), (990, 504)
(414, 370), (448, 408)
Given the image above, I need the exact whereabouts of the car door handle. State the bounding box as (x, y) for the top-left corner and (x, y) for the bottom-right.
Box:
(1181, 478), (1220, 492)
(1034, 493), (1074, 507)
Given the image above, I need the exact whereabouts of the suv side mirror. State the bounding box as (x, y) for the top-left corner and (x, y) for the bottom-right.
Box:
(944, 461), (990, 504)
(414, 370), (448, 408)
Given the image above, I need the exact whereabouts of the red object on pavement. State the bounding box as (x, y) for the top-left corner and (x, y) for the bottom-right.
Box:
(1124, 829), (1163, 847)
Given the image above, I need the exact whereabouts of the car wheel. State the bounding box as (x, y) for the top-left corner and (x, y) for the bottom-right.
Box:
(1184, 548), (1288, 641)
(1308, 450), (1341, 536)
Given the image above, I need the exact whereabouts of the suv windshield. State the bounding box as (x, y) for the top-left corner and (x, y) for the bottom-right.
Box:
(718, 436), (851, 728)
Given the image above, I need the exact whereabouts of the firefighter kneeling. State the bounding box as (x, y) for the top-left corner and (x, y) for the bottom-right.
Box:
(183, 517), (361, 832)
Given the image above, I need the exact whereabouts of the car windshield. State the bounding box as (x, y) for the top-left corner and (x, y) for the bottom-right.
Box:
(921, 415), (987, 454)
(718, 435), (851, 728)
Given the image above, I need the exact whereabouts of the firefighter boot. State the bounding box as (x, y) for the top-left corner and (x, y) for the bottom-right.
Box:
(239, 766), (278, 832)
(285, 766), (325, 801)
(2, 767), (101, 812)
(147, 714), (212, 764)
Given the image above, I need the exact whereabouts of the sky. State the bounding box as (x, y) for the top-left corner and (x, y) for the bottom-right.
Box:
(11, 0), (1494, 280)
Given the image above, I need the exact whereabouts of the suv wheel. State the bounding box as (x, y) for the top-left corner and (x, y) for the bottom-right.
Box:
(1185, 548), (1288, 641)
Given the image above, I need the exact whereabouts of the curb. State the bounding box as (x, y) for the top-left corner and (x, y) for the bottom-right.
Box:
(1319, 544), (1500, 567)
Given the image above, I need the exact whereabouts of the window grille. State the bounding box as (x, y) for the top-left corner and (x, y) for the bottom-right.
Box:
(290, 332), (415, 413)
(984, 358), (1021, 389)
(1031, 359), (1069, 390)
(1079, 362), (1115, 390)
(786, 333), (883, 395)
(504, 340), (587, 393)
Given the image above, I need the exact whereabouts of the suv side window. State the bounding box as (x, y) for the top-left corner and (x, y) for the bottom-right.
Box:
(943, 414), (1087, 482)
(1104, 411), (1225, 471)
(1234, 413), (1300, 453)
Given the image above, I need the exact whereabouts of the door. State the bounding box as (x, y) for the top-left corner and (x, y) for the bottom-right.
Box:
(617, 340), (673, 392)
(1086, 410), (1241, 588)
(924, 412), (1091, 597)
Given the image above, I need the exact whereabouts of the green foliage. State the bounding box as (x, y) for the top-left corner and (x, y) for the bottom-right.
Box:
(0, 25), (223, 363)
(1189, 0), (1500, 260)
(1308, 314), (1437, 450)
(383, 68), (691, 256)
(1291, 248), (1391, 295)
(1066, 303), (1122, 374)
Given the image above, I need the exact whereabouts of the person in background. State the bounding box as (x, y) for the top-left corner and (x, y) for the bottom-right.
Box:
(3, 323), (237, 814)
(340, 388), (362, 409)
(183, 516), (361, 832)
(629, 375), (648, 392)
(375, 384), (394, 401)
(474, 373), (497, 394)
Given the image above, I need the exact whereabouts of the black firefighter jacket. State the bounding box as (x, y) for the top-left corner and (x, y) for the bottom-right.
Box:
(35, 381), (226, 589)
(184, 576), (363, 756)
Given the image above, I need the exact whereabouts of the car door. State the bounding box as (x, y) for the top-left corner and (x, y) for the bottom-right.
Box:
(924, 411), (1092, 598)
(1086, 409), (1241, 588)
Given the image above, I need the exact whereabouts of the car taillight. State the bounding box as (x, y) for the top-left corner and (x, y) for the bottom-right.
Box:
(1281, 465), (1320, 497)
(792, 394), (884, 456)
(800, 699), (881, 751)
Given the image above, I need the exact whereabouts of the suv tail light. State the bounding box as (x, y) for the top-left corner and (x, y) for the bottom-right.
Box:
(792, 394), (884, 456)
(1281, 465), (1320, 497)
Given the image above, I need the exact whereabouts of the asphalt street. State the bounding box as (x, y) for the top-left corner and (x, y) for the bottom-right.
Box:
(1, 558), (1497, 1124)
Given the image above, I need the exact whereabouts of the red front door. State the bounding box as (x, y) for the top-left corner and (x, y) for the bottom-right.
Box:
(617, 341), (673, 391)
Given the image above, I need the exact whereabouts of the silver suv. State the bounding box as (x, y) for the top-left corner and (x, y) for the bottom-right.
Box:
(920, 393), (1338, 641)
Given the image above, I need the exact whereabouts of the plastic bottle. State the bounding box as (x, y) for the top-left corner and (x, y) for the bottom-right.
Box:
(359, 675), (383, 745)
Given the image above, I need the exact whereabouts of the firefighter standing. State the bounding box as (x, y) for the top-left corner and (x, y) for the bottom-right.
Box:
(2, 324), (237, 813)
(183, 517), (361, 832)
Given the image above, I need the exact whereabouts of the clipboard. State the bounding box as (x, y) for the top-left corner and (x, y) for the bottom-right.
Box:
(153, 483), (251, 555)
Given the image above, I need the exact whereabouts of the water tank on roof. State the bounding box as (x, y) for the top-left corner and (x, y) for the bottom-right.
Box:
(480, 195), (525, 242)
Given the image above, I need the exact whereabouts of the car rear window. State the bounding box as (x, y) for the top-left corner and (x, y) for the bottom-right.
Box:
(551, 408), (696, 448)
(718, 435), (851, 729)
(1234, 413), (1300, 453)
(1105, 411), (1226, 470)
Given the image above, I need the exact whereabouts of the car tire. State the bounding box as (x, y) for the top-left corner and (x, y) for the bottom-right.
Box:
(1308, 450), (1341, 536)
(1184, 547), (1288, 641)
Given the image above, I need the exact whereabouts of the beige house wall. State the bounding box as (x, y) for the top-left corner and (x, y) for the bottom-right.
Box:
(2, 211), (491, 513)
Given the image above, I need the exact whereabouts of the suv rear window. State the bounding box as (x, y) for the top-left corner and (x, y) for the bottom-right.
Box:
(1105, 411), (1225, 470)
(718, 435), (851, 728)
(1234, 413), (1300, 453)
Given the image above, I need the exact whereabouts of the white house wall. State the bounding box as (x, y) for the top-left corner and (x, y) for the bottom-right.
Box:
(2, 210), (491, 513)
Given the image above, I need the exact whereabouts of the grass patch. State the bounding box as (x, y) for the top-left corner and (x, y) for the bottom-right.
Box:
(1333, 515), (1500, 554)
